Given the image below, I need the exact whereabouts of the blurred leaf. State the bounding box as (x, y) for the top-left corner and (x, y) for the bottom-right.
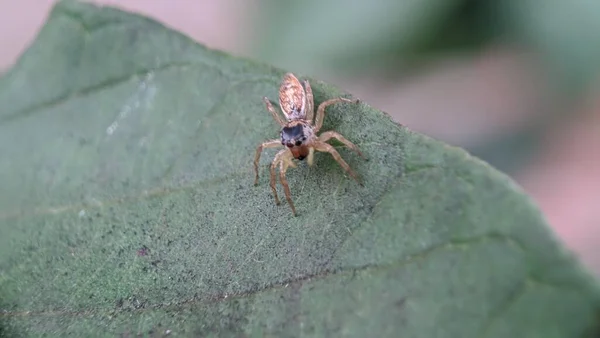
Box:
(255, 0), (464, 74)
(499, 0), (600, 96)
(411, 0), (502, 53)
(1, 1), (599, 336)
(257, 0), (600, 97)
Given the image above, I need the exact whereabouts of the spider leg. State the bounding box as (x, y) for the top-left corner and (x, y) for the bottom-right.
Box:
(269, 149), (287, 205)
(314, 97), (359, 133)
(263, 96), (286, 126)
(303, 79), (314, 122)
(313, 141), (362, 186)
(318, 131), (364, 158)
(268, 149), (295, 205)
(279, 155), (298, 216)
(254, 139), (282, 185)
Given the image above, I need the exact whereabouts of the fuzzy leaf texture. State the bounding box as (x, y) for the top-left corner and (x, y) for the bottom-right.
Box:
(0, 1), (599, 337)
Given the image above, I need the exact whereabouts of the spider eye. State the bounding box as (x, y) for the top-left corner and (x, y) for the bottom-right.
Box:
(286, 142), (294, 148)
(295, 140), (302, 146)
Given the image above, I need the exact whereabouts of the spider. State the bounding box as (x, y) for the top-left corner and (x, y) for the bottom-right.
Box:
(253, 72), (364, 216)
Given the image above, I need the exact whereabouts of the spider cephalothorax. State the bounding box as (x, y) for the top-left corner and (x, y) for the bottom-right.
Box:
(280, 121), (314, 160)
(253, 73), (364, 216)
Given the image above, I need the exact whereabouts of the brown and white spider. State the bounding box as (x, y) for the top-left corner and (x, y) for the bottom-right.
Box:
(253, 73), (364, 216)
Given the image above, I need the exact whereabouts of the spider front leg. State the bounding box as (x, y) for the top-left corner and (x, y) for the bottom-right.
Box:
(318, 131), (365, 158)
(269, 149), (296, 208)
(314, 97), (359, 133)
(313, 141), (363, 186)
(254, 139), (282, 185)
(279, 156), (298, 216)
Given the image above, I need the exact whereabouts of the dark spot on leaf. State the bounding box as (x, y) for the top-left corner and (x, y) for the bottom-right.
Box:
(137, 246), (149, 256)
(395, 297), (407, 309)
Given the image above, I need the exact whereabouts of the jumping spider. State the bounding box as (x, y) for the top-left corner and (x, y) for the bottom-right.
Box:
(253, 73), (364, 216)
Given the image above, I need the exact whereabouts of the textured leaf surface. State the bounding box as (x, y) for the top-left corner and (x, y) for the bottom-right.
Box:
(1, 1), (599, 337)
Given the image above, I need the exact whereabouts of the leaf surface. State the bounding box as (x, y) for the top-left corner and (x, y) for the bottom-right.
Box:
(0, 1), (598, 337)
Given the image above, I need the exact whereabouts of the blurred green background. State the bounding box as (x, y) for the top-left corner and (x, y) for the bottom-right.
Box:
(1, 0), (598, 275)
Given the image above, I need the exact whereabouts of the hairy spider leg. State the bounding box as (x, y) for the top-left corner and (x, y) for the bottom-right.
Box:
(313, 141), (362, 185)
(279, 155), (298, 216)
(269, 149), (296, 207)
(318, 131), (364, 158)
(254, 139), (282, 185)
(314, 98), (359, 133)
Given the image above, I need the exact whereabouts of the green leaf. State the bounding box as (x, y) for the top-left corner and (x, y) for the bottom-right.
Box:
(1, 1), (599, 337)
